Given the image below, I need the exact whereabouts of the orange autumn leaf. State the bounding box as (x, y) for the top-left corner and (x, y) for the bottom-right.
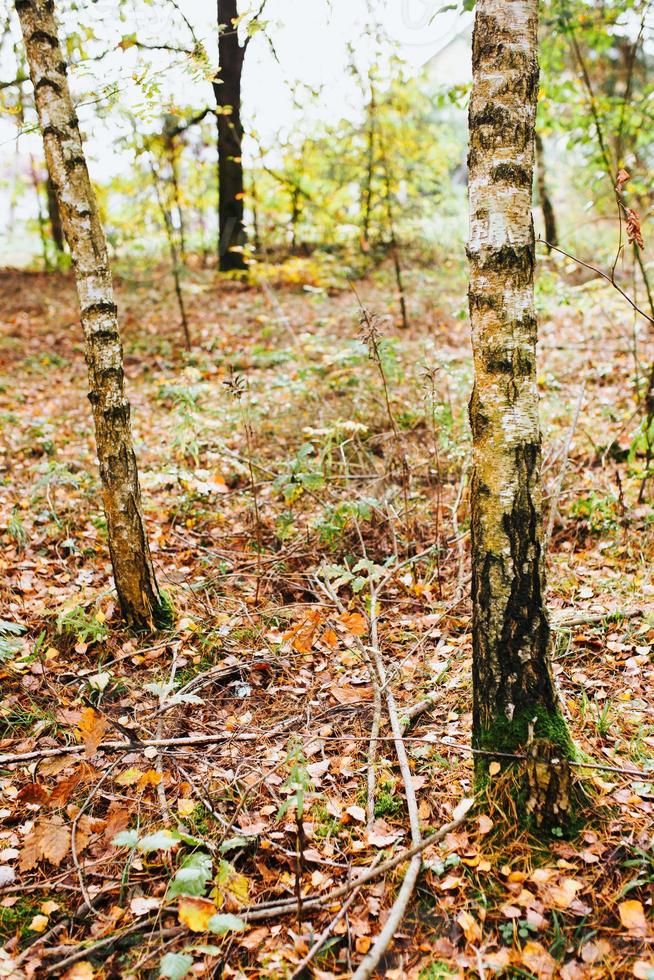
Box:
(339, 611), (367, 636)
(76, 707), (108, 757)
(284, 609), (324, 653)
(322, 627), (338, 648)
(619, 899), (649, 934)
(136, 770), (162, 791)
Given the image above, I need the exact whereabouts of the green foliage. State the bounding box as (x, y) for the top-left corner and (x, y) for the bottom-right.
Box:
(56, 606), (108, 645)
(278, 739), (312, 820)
(316, 497), (375, 547)
(168, 852), (213, 898)
(0, 619), (26, 663)
(274, 443), (324, 504)
(571, 492), (619, 533)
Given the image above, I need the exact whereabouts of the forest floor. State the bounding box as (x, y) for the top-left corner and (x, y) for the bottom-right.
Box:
(0, 254), (653, 979)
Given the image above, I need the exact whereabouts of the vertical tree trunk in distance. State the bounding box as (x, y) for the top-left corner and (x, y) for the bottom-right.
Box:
(45, 174), (65, 255)
(16, 0), (165, 631)
(214, 0), (247, 271)
(467, 0), (576, 830)
(535, 132), (558, 252)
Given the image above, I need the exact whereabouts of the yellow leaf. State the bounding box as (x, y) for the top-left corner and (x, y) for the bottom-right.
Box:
(178, 896), (217, 932)
(29, 914), (49, 932)
(177, 798), (196, 817)
(62, 963), (95, 980)
(619, 899), (649, 934)
(116, 768), (144, 786)
(488, 761), (501, 777)
(40, 900), (59, 915)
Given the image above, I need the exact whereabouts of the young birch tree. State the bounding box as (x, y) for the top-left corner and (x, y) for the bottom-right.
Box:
(467, 0), (577, 828)
(15, 0), (164, 630)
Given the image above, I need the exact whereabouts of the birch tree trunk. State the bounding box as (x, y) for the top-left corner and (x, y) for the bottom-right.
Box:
(467, 0), (575, 829)
(15, 0), (164, 630)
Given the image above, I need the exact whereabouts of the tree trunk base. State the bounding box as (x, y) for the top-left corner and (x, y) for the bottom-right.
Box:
(525, 738), (574, 833)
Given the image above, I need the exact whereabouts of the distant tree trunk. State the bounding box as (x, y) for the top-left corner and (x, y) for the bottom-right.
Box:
(214, 0), (247, 271)
(379, 136), (409, 331)
(535, 133), (558, 251)
(45, 174), (64, 255)
(29, 154), (50, 271)
(250, 173), (261, 254)
(467, 0), (575, 830)
(361, 71), (376, 250)
(16, 0), (164, 630)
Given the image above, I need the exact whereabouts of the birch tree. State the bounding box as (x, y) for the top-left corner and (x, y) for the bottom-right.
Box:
(15, 0), (165, 630)
(467, 0), (577, 828)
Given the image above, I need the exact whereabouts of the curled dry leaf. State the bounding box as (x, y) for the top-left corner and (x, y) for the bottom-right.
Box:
(626, 208), (645, 250)
(615, 168), (631, 193)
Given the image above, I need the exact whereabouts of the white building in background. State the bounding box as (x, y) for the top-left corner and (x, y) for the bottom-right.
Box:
(424, 24), (473, 89)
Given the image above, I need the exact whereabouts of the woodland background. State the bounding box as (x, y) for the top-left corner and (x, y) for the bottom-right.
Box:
(1, 1), (654, 978)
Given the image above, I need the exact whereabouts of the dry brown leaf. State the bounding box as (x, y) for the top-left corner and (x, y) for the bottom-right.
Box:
(18, 835), (40, 873)
(615, 168), (631, 193)
(75, 815), (104, 853)
(238, 925), (269, 950)
(17, 783), (50, 806)
(49, 771), (83, 809)
(76, 707), (108, 758)
(626, 208), (645, 250)
(457, 909), (482, 943)
(36, 815), (71, 866)
(102, 802), (130, 845)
